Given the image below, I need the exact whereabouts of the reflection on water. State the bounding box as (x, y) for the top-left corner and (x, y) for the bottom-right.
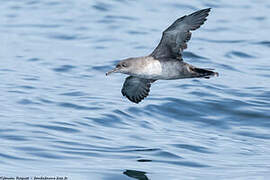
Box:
(0, 0), (270, 179)
(124, 170), (149, 180)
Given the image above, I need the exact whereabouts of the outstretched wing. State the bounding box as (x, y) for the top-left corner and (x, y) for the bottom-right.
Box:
(121, 76), (155, 103)
(151, 8), (211, 59)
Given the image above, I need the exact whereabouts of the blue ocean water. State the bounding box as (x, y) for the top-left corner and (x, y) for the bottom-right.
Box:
(1, 0), (270, 179)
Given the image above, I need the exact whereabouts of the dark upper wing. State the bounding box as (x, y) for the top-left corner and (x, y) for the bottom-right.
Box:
(151, 8), (211, 59)
(121, 76), (155, 103)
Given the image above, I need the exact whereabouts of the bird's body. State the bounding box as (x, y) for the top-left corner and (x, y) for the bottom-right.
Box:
(119, 56), (213, 80)
(106, 8), (219, 103)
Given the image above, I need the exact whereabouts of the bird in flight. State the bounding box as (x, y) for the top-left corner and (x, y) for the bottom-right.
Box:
(106, 8), (218, 103)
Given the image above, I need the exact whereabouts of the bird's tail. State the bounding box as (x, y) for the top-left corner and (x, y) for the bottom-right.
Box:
(191, 67), (219, 79)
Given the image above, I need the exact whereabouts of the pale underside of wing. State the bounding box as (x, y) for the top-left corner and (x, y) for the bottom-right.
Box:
(151, 8), (211, 59)
(121, 76), (155, 103)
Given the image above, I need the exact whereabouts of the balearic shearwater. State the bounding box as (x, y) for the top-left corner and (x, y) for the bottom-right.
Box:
(106, 8), (218, 103)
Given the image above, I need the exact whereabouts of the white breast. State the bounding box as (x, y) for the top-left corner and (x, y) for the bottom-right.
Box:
(138, 57), (163, 79)
(145, 60), (162, 75)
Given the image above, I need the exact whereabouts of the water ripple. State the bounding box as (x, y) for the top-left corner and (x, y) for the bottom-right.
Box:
(0, 152), (29, 161)
(183, 51), (208, 60)
(47, 34), (79, 41)
(84, 114), (126, 128)
(53, 65), (76, 72)
(92, 2), (111, 12)
(172, 144), (213, 154)
(225, 51), (255, 58)
(236, 131), (270, 139)
(58, 102), (101, 110)
(255, 41), (270, 47)
(60, 91), (87, 96)
(29, 123), (80, 134)
(17, 99), (40, 105)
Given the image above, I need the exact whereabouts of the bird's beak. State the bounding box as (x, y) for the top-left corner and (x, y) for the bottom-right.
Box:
(106, 67), (119, 76)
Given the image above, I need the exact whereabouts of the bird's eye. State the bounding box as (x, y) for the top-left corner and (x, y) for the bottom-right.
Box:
(122, 63), (127, 67)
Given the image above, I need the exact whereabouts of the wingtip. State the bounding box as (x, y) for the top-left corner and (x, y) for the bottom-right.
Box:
(197, 8), (211, 15)
(201, 8), (211, 12)
(186, 7), (212, 30)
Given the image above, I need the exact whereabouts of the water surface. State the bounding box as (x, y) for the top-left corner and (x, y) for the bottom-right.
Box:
(1, 0), (270, 179)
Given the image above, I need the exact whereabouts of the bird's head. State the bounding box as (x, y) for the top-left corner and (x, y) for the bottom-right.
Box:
(106, 58), (133, 76)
